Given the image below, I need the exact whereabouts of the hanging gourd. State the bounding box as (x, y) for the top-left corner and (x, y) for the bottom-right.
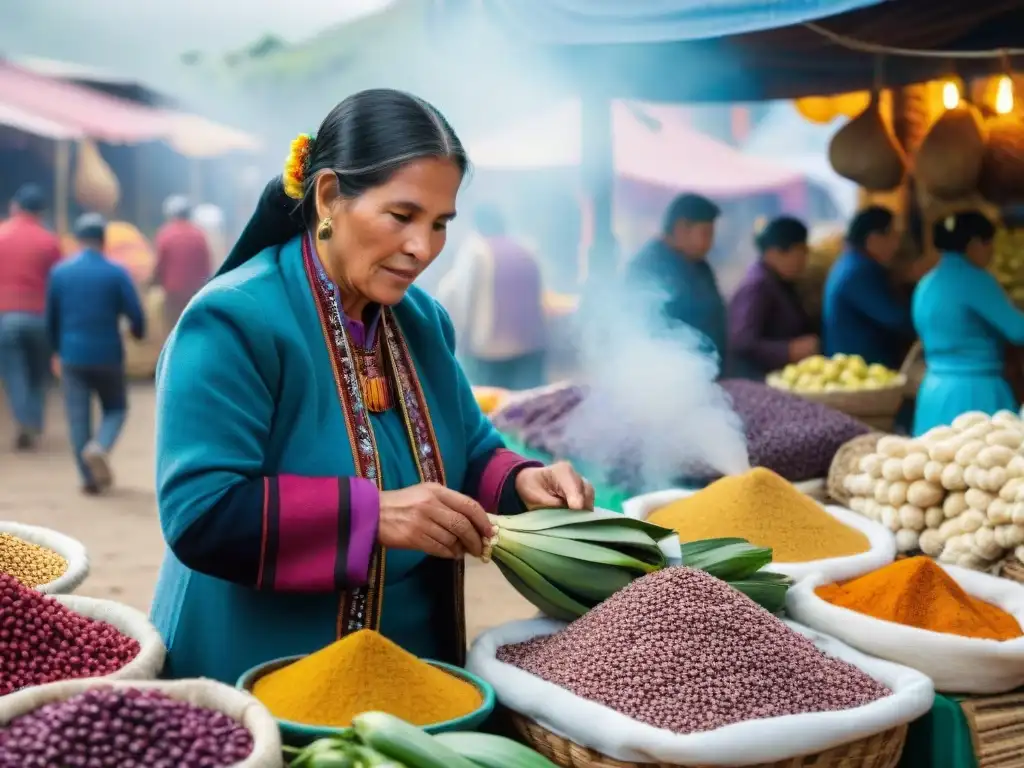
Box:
(979, 71), (1024, 205)
(73, 139), (120, 216)
(829, 60), (906, 192)
(795, 96), (839, 125)
(915, 102), (988, 200)
(829, 89), (907, 191)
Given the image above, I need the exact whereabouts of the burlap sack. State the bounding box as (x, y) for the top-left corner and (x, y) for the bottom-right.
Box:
(0, 678), (282, 767)
(0, 521), (90, 595)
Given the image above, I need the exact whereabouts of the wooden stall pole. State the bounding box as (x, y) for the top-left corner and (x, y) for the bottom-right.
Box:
(580, 90), (618, 284)
(53, 139), (70, 236)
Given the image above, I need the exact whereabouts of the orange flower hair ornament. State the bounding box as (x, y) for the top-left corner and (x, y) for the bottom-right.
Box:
(283, 133), (314, 200)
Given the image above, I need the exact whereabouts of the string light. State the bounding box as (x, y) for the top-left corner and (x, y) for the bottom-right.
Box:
(942, 81), (961, 110)
(995, 76), (1015, 114)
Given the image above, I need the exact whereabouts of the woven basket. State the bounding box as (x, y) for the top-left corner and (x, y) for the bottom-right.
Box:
(511, 715), (907, 768)
(0, 521), (90, 594)
(899, 342), (926, 398)
(960, 691), (1024, 768)
(826, 433), (886, 505)
(1000, 559), (1024, 584)
(765, 375), (906, 433)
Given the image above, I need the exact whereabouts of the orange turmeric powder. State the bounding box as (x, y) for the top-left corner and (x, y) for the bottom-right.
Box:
(816, 557), (1022, 640)
(251, 629), (482, 727)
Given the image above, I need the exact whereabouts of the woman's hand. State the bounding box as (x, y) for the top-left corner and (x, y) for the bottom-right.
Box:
(515, 462), (595, 511)
(378, 483), (495, 559)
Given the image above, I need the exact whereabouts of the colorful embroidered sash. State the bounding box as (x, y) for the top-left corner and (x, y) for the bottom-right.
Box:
(301, 237), (456, 640)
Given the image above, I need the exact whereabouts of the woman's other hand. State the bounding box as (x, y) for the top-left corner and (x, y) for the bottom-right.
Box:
(515, 462), (595, 511)
(379, 483), (495, 559)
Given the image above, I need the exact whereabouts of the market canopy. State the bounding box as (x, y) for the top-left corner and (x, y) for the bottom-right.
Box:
(0, 60), (168, 143)
(470, 100), (805, 196)
(0, 101), (82, 140)
(0, 59), (262, 154)
(444, 0), (1024, 101)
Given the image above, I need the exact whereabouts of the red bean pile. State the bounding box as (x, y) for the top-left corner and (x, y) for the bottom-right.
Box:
(498, 567), (891, 734)
(0, 573), (139, 696)
(0, 687), (254, 768)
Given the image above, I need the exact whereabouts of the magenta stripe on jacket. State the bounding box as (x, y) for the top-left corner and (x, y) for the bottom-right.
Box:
(469, 448), (541, 514)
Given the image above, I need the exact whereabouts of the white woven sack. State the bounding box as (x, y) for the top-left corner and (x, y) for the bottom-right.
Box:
(0, 678), (282, 767)
(787, 565), (1024, 694)
(0, 521), (89, 594)
(468, 618), (933, 766)
(623, 488), (896, 582)
(48, 594), (166, 681)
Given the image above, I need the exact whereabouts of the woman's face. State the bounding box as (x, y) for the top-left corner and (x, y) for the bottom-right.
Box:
(966, 237), (995, 269)
(768, 243), (809, 280)
(317, 156), (462, 308)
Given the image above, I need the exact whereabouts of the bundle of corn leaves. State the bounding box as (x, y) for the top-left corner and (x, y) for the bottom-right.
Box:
(483, 509), (790, 616)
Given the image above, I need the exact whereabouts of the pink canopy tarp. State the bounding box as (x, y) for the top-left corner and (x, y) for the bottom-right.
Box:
(469, 100), (806, 198)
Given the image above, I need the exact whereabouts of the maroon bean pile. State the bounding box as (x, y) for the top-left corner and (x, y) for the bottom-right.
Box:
(497, 567), (891, 734)
(0, 687), (254, 768)
(0, 573), (140, 696)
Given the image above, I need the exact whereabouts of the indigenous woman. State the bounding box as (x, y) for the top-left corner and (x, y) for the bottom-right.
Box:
(913, 210), (1024, 435)
(151, 90), (594, 683)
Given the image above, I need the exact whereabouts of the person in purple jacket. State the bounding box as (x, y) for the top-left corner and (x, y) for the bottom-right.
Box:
(728, 216), (818, 380)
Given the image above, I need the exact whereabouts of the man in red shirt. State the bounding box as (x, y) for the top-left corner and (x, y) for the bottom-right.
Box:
(154, 196), (212, 331)
(0, 184), (61, 449)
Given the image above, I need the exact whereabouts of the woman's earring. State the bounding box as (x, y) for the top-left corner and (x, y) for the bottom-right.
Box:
(316, 217), (333, 241)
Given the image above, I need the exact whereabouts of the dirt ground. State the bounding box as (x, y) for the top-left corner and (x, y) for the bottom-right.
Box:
(0, 384), (538, 639)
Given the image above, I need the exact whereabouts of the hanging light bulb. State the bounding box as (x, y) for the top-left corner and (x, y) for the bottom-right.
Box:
(942, 80), (961, 110)
(995, 76), (1015, 115)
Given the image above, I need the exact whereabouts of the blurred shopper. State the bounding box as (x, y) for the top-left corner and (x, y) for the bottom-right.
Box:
(625, 193), (727, 363)
(728, 216), (818, 379)
(438, 204), (547, 390)
(0, 184), (61, 449)
(154, 196), (212, 330)
(191, 202), (229, 273)
(913, 211), (1024, 435)
(823, 206), (914, 369)
(47, 214), (145, 494)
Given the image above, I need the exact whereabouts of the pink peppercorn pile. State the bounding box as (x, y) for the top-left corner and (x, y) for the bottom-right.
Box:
(0, 573), (140, 696)
(498, 567), (891, 735)
(0, 687), (254, 768)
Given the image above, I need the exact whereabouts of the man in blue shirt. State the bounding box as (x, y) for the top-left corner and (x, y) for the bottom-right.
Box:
(823, 206), (915, 370)
(625, 193), (727, 363)
(46, 214), (145, 494)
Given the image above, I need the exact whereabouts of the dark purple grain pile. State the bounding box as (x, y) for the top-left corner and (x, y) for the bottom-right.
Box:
(491, 380), (867, 486)
(0, 687), (254, 768)
(720, 379), (869, 482)
(497, 567), (890, 734)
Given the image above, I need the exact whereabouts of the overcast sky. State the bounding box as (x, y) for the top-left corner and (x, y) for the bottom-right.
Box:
(1, 0), (393, 73)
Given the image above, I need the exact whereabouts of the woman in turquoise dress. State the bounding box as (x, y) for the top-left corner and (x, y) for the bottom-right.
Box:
(913, 210), (1024, 435)
(150, 89), (594, 684)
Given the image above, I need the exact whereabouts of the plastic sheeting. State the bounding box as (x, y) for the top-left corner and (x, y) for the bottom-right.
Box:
(464, 0), (886, 45)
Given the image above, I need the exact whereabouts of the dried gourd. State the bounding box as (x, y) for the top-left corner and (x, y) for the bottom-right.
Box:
(914, 104), (987, 200)
(828, 94), (907, 191)
(74, 139), (121, 215)
(979, 115), (1024, 204)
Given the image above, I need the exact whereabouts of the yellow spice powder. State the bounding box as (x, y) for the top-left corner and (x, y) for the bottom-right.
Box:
(251, 629), (482, 728)
(648, 468), (869, 562)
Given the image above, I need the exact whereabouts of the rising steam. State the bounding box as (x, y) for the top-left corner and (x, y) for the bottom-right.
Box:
(560, 280), (750, 491)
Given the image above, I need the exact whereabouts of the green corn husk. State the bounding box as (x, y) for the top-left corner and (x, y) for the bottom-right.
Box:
(484, 510), (791, 619)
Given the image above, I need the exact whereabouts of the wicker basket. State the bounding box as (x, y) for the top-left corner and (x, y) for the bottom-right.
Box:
(765, 375), (907, 433)
(826, 433), (886, 505)
(899, 342), (926, 398)
(511, 715), (907, 768)
(959, 691), (1024, 768)
(1000, 558), (1024, 584)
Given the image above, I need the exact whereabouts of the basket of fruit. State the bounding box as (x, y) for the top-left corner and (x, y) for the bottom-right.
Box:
(767, 354), (906, 432)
